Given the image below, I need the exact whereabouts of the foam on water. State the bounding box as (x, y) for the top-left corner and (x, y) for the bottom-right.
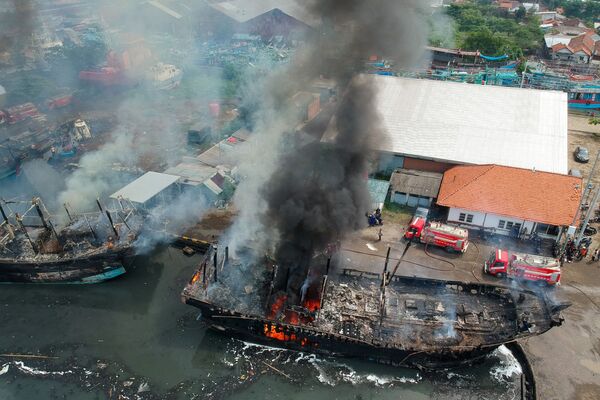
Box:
(13, 361), (73, 376)
(489, 345), (523, 384)
(230, 340), (420, 388)
(0, 364), (9, 376)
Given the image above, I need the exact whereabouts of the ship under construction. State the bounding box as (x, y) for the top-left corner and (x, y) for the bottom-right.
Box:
(182, 244), (569, 368)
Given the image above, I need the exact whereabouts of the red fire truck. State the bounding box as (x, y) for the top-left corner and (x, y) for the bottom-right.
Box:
(405, 220), (469, 253)
(484, 249), (561, 286)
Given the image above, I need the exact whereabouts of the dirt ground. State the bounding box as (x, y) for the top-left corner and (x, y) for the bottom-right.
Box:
(568, 114), (600, 188)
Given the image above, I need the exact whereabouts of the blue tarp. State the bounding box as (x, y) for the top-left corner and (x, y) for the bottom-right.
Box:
(480, 54), (509, 61)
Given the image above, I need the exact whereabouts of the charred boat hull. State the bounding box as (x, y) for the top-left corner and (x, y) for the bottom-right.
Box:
(0, 251), (128, 283)
(182, 246), (569, 369)
(185, 297), (495, 368)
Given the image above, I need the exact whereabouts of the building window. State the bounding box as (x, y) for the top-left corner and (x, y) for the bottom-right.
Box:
(506, 221), (514, 230)
(498, 220), (506, 229)
(514, 223), (522, 232)
(536, 223), (560, 236)
(459, 213), (474, 223)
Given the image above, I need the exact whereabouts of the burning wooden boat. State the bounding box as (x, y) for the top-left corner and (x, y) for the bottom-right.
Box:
(0, 197), (140, 283)
(182, 244), (569, 368)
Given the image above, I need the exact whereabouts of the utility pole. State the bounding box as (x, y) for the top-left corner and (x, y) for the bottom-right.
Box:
(583, 151), (600, 206)
(576, 185), (600, 246)
(571, 150), (600, 235)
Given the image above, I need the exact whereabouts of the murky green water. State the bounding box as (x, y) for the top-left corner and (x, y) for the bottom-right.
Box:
(0, 245), (526, 400)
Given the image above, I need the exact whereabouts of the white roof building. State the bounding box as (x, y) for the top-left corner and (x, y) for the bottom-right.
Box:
(325, 75), (568, 174)
(110, 171), (180, 205)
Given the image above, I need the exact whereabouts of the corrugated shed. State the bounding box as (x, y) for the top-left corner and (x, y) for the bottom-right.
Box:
(110, 171), (179, 204)
(390, 169), (443, 198)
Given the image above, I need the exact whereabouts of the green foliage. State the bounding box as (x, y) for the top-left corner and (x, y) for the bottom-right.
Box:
(590, 116), (600, 125)
(547, 0), (600, 23)
(444, 1), (543, 58)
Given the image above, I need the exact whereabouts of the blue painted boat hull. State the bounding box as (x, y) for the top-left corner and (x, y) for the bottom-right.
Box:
(0, 250), (130, 283)
(568, 102), (600, 110)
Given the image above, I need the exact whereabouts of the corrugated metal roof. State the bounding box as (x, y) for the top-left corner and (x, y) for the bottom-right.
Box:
(164, 158), (217, 186)
(326, 75), (568, 174)
(390, 169), (443, 198)
(148, 0), (183, 19)
(110, 171), (179, 204)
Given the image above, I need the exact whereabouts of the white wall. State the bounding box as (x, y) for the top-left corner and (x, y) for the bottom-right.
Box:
(447, 207), (537, 236)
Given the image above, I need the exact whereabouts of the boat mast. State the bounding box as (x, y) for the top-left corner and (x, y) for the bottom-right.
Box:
(63, 203), (73, 222)
(15, 212), (37, 254)
(96, 198), (119, 238)
(0, 199), (9, 226)
(33, 198), (60, 243)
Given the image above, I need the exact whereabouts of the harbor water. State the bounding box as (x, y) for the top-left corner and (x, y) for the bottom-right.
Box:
(0, 246), (526, 400)
(0, 174), (525, 400)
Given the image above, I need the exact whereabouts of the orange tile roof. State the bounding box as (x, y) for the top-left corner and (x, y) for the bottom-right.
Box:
(437, 165), (582, 226)
(568, 33), (595, 56)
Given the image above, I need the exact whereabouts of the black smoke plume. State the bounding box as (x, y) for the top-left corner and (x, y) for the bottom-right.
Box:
(250, 1), (430, 301)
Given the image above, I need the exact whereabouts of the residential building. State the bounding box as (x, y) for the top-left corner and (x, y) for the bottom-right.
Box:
(165, 160), (235, 204)
(543, 19), (600, 64)
(546, 30), (600, 64)
(437, 165), (582, 241)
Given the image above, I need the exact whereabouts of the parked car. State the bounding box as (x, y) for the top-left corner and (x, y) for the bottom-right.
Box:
(569, 168), (582, 177)
(575, 146), (590, 163)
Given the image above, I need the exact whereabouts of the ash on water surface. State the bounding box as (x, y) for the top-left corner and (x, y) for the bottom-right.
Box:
(0, 247), (525, 400)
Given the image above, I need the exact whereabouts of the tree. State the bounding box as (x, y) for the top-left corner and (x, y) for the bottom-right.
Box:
(442, 2), (543, 58)
(515, 6), (526, 21)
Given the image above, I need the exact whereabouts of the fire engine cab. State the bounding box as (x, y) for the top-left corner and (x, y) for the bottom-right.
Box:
(484, 249), (561, 286)
(405, 220), (469, 253)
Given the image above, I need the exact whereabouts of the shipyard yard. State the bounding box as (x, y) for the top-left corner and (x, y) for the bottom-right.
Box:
(3, 1), (600, 400)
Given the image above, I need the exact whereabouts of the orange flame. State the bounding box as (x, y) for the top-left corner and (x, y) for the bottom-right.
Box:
(285, 310), (299, 325)
(263, 324), (296, 341)
(303, 297), (321, 312)
(190, 271), (201, 285)
(268, 295), (287, 319)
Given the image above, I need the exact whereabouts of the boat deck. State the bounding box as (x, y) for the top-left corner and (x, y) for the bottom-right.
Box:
(183, 247), (558, 351)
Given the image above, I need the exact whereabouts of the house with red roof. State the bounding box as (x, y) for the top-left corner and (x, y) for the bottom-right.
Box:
(547, 30), (599, 63)
(437, 165), (582, 241)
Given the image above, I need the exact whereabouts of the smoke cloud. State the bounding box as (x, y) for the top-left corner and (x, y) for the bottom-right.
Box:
(227, 0), (431, 299)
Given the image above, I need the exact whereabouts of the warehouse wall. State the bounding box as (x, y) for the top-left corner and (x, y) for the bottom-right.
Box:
(403, 157), (456, 173)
